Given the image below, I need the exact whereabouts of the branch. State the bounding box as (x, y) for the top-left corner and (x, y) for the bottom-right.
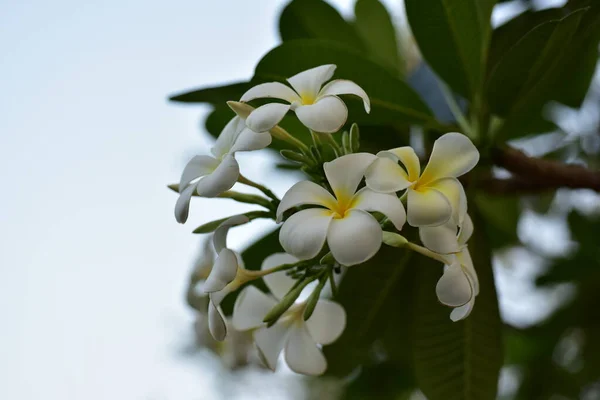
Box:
(491, 146), (600, 192)
(476, 176), (560, 195)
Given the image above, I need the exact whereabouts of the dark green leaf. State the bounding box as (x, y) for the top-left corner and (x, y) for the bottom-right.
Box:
(412, 210), (503, 400)
(474, 192), (521, 249)
(253, 39), (436, 128)
(354, 0), (403, 76)
(405, 0), (497, 98)
(169, 81), (250, 104)
(341, 362), (416, 400)
(279, 0), (364, 49)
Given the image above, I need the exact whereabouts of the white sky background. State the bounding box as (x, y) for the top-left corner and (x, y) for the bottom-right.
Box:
(0, 0), (578, 399)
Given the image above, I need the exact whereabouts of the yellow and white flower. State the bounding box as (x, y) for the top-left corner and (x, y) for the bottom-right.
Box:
(277, 153), (406, 266)
(240, 64), (370, 133)
(175, 117), (271, 223)
(365, 132), (479, 227)
(232, 253), (346, 376)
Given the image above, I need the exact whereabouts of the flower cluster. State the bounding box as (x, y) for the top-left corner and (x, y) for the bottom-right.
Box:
(172, 64), (480, 375)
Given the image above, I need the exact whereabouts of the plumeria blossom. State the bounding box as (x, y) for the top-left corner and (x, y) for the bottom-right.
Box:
(276, 153), (406, 266)
(240, 64), (370, 133)
(175, 116), (272, 223)
(365, 132), (479, 227)
(186, 238), (216, 312)
(421, 214), (479, 321)
(232, 253), (346, 376)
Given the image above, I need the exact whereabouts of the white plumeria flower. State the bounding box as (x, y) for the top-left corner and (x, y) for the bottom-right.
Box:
(232, 253), (346, 376)
(365, 132), (479, 227)
(421, 214), (479, 321)
(175, 116), (272, 223)
(240, 64), (370, 133)
(277, 153), (406, 266)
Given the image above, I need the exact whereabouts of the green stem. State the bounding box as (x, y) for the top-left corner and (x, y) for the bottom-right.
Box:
(317, 131), (343, 154)
(217, 190), (272, 209)
(406, 242), (452, 265)
(237, 174), (279, 201)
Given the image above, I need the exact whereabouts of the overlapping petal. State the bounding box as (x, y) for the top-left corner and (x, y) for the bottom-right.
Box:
(179, 155), (220, 189)
(352, 188), (406, 230)
(450, 298), (475, 322)
(246, 103), (291, 132)
(323, 153), (377, 201)
(174, 183), (199, 224)
(458, 214), (474, 245)
(284, 324), (327, 376)
(295, 96), (347, 133)
(429, 177), (467, 225)
(327, 209), (382, 266)
(194, 154), (239, 198)
(254, 324), (289, 371)
(240, 82), (301, 104)
(419, 222), (460, 254)
(365, 156), (412, 193)
(287, 64), (336, 99)
(436, 263), (473, 307)
(203, 248), (238, 293)
(386, 147), (421, 181)
(318, 79), (370, 113)
(213, 214), (249, 253)
(280, 209), (333, 260)
(232, 286), (277, 331)
(208, 300), (227, 341)
(229, 129), (272, 153)
(419, 132), (479, 185)
(305, 300), (346, 345)
(276, 181), (337, 222)
(407, 188), (452, 227)
(211, 116), (246, 159)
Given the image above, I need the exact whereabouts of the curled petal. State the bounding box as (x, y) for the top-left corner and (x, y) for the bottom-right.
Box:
(458, 214), (474, 245)
(305, 300), (346, 345)
(384, 146), (421, 181)
(287, 64), (336, 100)
(179, 155), (220, 190)
(174, 183), (198, 224)
(213, 214), (250, 253)
(211, 116), (246, 158)
(420, 132), (480, 185)
(327, 209), (382, 266)
(284, 324), (327, 376)
(232, 286), (277, 331)
(295, 96), (348, 133)
(276, 181), (337, 222)
(450, 297), (475, 322)
(208, 300), (227, 341)
(459, 248), (479, 296)
(254, 324), (289, 371)
(194, 154), (239, 198)
(429, 177), (467, 225)
(419, 222), (460, 254)
(352, 188), (406, 230)
(246, 103), (290, 132)
(365, 157), (412, 193)
(279, 209), (333, 260)
(406, 187), (452, 227)
(318, 79), (370, 112)
(240, 82), (301, 104)
(229, 129), (272, 153)
(203, 248), (238, 293)
(262, 253), (299, 300)
(436, 263), (473, 307)
(324, 153), (377, 201)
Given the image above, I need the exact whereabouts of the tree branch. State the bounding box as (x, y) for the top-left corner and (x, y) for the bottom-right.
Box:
(491, 146), (600, 192)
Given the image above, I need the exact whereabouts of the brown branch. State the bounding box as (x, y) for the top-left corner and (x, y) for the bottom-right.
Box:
(476, 176), (561, 195)
(491, 146), (600, 192)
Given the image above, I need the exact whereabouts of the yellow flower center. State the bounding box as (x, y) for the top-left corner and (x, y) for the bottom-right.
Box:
(329, 193), (356, 219)
(300, 92), (316, 105)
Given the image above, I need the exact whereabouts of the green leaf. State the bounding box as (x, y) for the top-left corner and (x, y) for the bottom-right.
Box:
(279, 0), (364, 49)
(169, 81), (250, 104)
(405, 0), (497, 98)
(487, 9), (587, 140)
(253, 39), (436, 128)
(192, 211), (270, 234)
(354, 0), (403, 76)
(323, 247), (413, 376)
(412, 210), (503, 400)
(474, 192), (521, 249)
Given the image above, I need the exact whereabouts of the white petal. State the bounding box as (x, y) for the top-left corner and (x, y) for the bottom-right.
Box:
(174, 183), (198, 224)
(459, 248), (479, 295)
(262, 253), (299, 300)
(276, 181), (337, 222)
(384, 146), (421, 181)
(318, 79), (370, 113)
(203, 248), (238, 293)
(450, 297), (475, 322)
(406, 188), (452, 227)
(193, 237), (215, 278)
(327, 209), (382, 266)
(279, 209), (333, 260)
(211, 116), (246, 158)
(229, 129), (272, 153)
(436, 263), (473, 307)
(246, 103), (290, 132)
(179, 155), (220, 190)
(208, 300), (227, 341)
(254, 324), (290, 371)
(284, 324), (327, 376)
(364, 156), (412, 193)
(287, 64), (336, 100)
(194, 154), (239, 198)
(352, 188), (406, 230)
(429, 177), (467, 225)
(458, 214), (474, 245)
(213, 214), (250, 253)
(295, 96), (347, 133)
(420, 132), (480, 185)
(240, 82), (301, 103)
(419, 223), (460, 254)
(323, 153), (377, 201)
(232, 286), (277, 331)
(305, 300), (346, 345)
